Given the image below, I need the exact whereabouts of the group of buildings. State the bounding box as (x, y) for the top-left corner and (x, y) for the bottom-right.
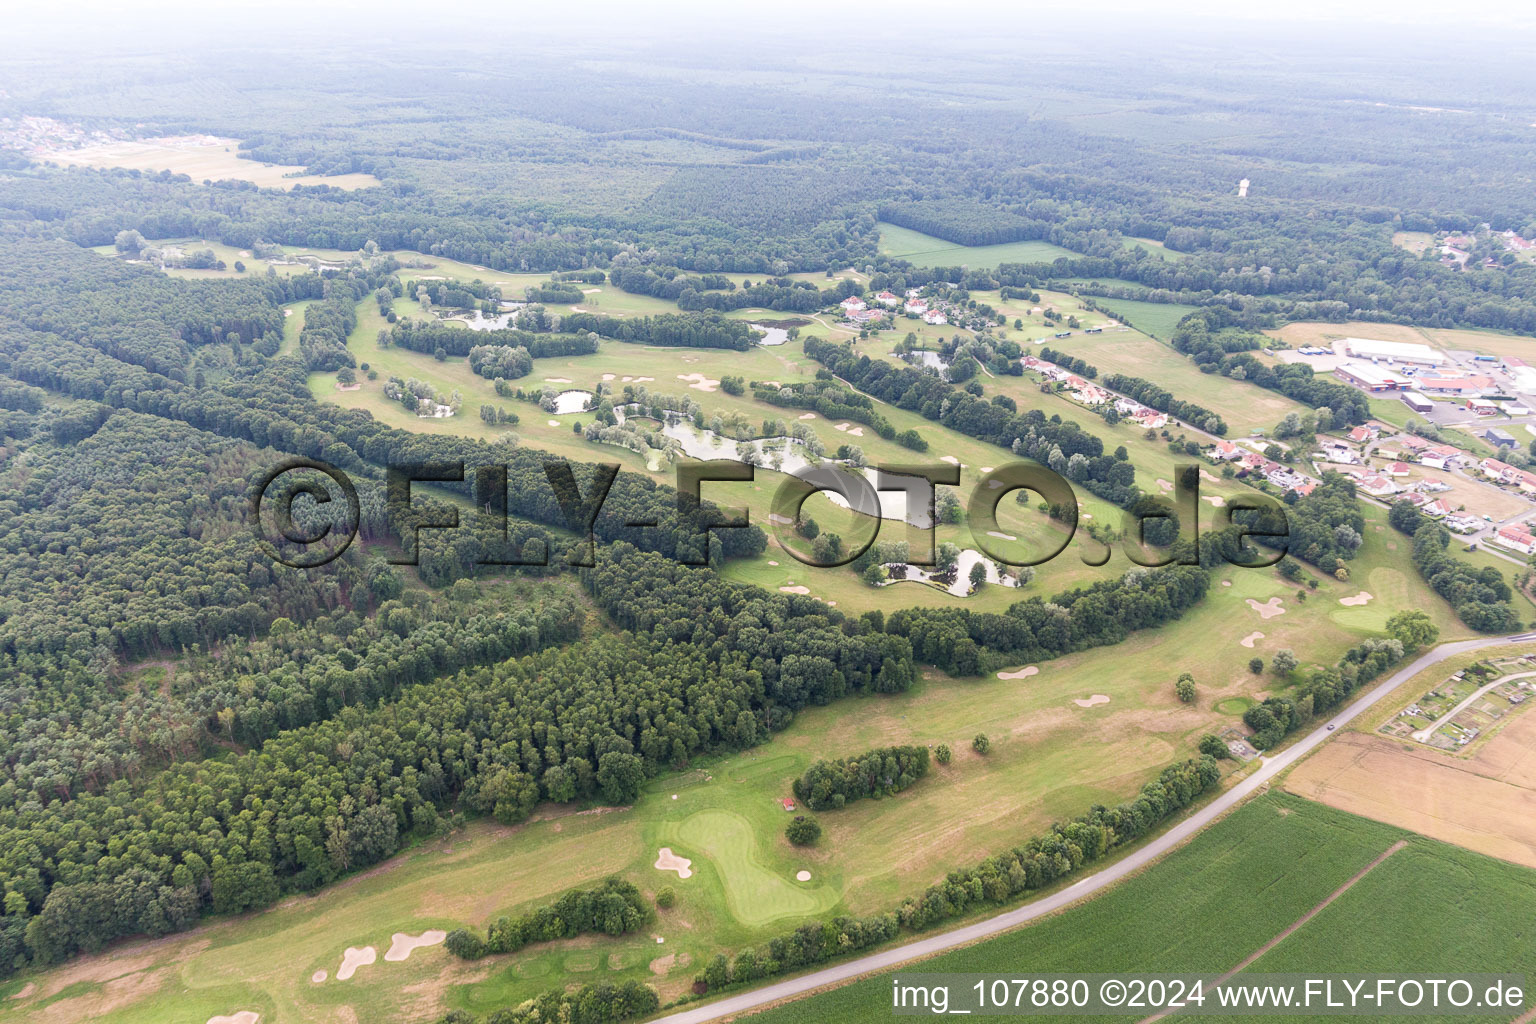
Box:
(841, 290), (951, 327)
(1021, 354), (1168, 429)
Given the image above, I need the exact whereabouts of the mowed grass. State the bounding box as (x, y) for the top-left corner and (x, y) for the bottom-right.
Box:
(744, 794), (1426, 1024)
(668, 810), (837, 926)
(877, 222), (1076, 269)
(1086, 295), (1202, 340)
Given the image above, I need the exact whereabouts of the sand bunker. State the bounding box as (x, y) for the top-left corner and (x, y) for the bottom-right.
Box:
(543, 377), (572, 383)
(1339, 592), (1375, 607)
(676, 373), (720, 392)
(831, 423), (864, 436)
(981, 466), (995, 473)
(602, 373), (616, 381)
(1240, 631), (1265, 648)
(635, 376), (654, 382)
(1221, 580), (1233, 587)
(798, 412), (816, 419)
(1246, 597), (1286, 619)
(310, 970), (327, 983)
(547, 419), (560, 426)
(336, 946), (377, 981)
(1202, 495), (1227, 507)
(986, 530), (1017, 541)
(207, 1014), (260, 1024)
(998, 666), (1039, 680)
(385, 930), (447, 962)
(767, 559), (779, 566)
(655, 847), (693, 879)
(335, 382), (361, 392)
(1073, 695), (1111, 708)
(779, 585), (810, 595)
(940, 455), (960, 465)
(1200, 469), (1222, 483)
(1157, 478), (1173, 491)
(796, 870), (812, 881)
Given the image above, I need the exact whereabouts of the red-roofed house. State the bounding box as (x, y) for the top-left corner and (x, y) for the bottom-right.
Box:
(923, 309), (948, 325)
(1133, 409), (1169, 429)
(1421, 445), (1465, 470)
(1384, 462), (1411, 477)
(1397, 435), (1434, 451)
(1481, 458), (1519, 484)
(1359, 475), (1400, 497)
(781, 797), (797, 812)
(840, 296), (866, 312)
(874, 290), (901, 307)
(1421, 500), (1451, 518)
(1495, 524), (1536, 556)
(904, 298), (927, 315)
(1212, 439), (1241, 460)
(1348, 426), (1373, 443)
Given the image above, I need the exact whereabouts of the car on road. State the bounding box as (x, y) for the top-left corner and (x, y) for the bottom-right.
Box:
(1327, 724), (1336, 730)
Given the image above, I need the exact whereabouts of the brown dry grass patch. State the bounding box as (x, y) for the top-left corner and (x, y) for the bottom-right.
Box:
(1286, 728), (1536, 868)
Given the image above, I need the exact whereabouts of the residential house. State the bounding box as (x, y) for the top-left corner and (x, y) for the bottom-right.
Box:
(1421, 445), (1465, 470)
(1495, 524), (1536, 556)
(923, 309), (947, 326)
(1133, 409), (1169, 430)
(1480, 458), (1519, 484)
(1211, 439), (1241, 461)
(1347, 425), (1375, 444)
(904, 299), (927, 315)
(1444, 514), (1481, 534)
(840, 296), (866, 313)
(1358, 475), (1400, 497)
(874, 290), (901, 308)
(1384, 462), (1411, 477)
(1421, 499), (1452, 518)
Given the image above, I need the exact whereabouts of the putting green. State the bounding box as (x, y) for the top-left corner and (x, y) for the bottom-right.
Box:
(673, 809), (836, 926)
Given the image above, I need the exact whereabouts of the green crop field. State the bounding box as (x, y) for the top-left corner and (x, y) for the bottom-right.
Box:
(877, 223), (1077, 269)
(742, 793), (1536, 1023)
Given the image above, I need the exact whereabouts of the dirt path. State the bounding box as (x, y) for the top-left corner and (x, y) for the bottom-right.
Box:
(1136, 840), (1409, 1023)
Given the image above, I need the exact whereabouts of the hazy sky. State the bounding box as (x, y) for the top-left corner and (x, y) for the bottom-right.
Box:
(8, 0), (1533, 57)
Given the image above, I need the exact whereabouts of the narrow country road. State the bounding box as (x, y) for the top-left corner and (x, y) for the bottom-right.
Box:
(650, 630), (1536, 1024)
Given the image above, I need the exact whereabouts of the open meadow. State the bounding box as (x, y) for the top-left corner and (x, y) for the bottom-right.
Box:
(876, 223), (1077, 268)
(44, 136), (380, 189)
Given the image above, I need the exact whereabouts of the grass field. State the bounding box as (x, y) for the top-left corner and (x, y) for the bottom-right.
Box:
(45, 136), (380, 189)
(744, 792), (1536, 1024)
(876, 223), (1077, 269)
(1085, 295), (1202, 340)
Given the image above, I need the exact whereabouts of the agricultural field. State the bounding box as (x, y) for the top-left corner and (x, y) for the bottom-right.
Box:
(747, 793), (1536, 1023)
(43, 136), (380, 189)
(876, 223), (1077, 268)
(1287, 645), (1536, 869)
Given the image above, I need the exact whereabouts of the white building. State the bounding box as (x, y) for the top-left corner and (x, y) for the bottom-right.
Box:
(1342, 338), (1446, 366)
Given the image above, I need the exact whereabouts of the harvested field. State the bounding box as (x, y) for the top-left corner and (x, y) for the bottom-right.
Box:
(1287, 727), (1536, 869)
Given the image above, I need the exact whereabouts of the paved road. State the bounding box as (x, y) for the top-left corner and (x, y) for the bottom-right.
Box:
(652, 631), (1536, 1024)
